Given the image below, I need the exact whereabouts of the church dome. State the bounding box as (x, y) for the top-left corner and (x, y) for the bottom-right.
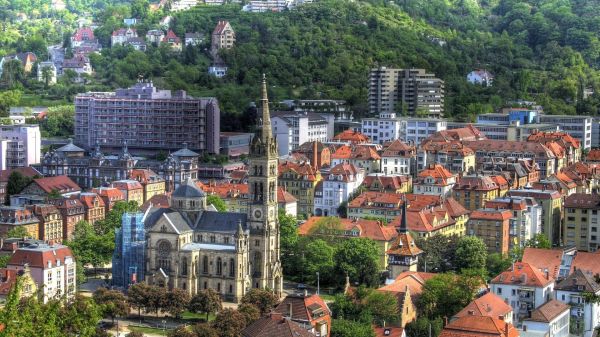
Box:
(173, 178), (205, 198)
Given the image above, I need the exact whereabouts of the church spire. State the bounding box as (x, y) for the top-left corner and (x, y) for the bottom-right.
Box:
(260, 74), (272, 143)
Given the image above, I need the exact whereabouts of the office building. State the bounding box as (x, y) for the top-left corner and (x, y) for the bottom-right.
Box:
(112, 212), (146, 289)
(74, 81), (220, 155)
(0, 125), (41, 170)
(538, 115), (592, 150)
(271, 111), (333, 156)
(368, 67), (444, 118)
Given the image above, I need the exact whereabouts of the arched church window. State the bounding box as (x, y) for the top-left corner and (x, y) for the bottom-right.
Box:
(156, 240), (171, 272)
(216, 258), (222, 275)
(229, 258), (235, 277)
(253, 252), (262, 277)
(203, 256), (208, 274)
(181, 257), (188, 275)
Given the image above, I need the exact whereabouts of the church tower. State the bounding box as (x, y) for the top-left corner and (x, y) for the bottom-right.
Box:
(247, 74), (282, 295)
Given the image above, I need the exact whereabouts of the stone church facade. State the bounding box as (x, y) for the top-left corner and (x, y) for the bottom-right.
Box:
(144, 76), (282, 302)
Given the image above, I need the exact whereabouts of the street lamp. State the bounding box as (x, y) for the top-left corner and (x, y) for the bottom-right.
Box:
(162, 320), (167, 332)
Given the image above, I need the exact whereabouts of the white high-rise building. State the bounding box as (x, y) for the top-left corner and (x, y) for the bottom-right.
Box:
(0, 125), (41, 170)
(271, 111), (333, 156)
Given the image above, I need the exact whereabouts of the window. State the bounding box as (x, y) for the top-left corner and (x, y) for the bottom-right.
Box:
(216, 258), (222, 275)
(203, 256), (208, 274)
(255, 240), (260, 247)
(497, 288), (502, 295)
(229, 258), (235, 277)
(181, 257), (188, 275)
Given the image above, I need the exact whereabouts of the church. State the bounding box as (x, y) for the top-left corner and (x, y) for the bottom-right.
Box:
(144, 75), (283, 302)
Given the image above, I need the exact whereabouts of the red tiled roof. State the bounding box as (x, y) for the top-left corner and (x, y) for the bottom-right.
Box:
(333, 129), (369, 143)
(463, 140), (555, 159)
(31, 176), (80, 194)
(141, 194), (171, 211)
(420, 141), (475, 156)
(162, 29), (180, 43)
(0, 167), (40, 183)
(469, 209), (512, 221)
(198, 182), (248, 199)
(299, 217), (397, 242)
(378, 271), (436, 296)
(277, 188), (297, 204)
(0, 269), (19, 296)
(362, 175), (411, 191)
(490, 262), (553, 287)
(213, 20), (232, 35)
(273, 294), (330, 324)
(92, 187), (125, 200)
(440, 316), (518, 337)
(112, 180), (143, 190)
(71, 27), (95, 41)
(129, 169), (163, 184)
(571, 251), (600, 276)
(77, 193), (105, 209)
(564, 193), (600, 209)
(8, 244), (74, 269)
(586, 149), (600, 162)
(425, 125), (486, 143)
(278, 162), (320, 181)
(521, 248), (563, 279)
(416, 164), (455, 186)
(382, 139), (415, 158)
(241, 313), (313, 337)
(387, 232), (423, 256)
(526, 300), (569, 323)
(374, 326), (404, 337)
(348, 191), (404, 209)
(454, 175), (498, 191)
(454, 292), (513, 320)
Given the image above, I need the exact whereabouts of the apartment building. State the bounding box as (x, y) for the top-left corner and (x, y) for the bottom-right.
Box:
(278, 161), (322, 216)
(0, 206), (39, 239)
(313, 163), (364, 217)
(563, 193), (600, 251)
(27, 204), (63, 242)
(418, 141), (475, 173)
(361, 112), (402, 144)
(271, 111), (332, 156)
(210, 20), (235, 57)
(77, 192), (105, 226)
(538, 115), (592, 150)
(330, 145), (381, 174)
(490, 262), (554, 324)
(48, 198), (85, 241)
(7, 240), (76, 303)
(486, 196), (542, 249)
(74, 81), (220, 155)
(368, 67), (444, 118)
(555, 269), (600, 337)
(0, 125), (41, 170)
(453, 175), (499, 211)
(362, 174), (412, 194)
(129, 169), (166, 203)
(346, 191), (404, 222)
(399, 117), (447, 145)
(447, 121), (558, 141)
(467, 209), (511, 255)
(508, 189), (563, 247)
(413, 164), (457, 198)
(380, 139), (415, 175)
(112, 180), (144, 206)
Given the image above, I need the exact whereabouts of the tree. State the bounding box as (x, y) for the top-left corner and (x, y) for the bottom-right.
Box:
(127, 282), (151, 317)
(330, 319), (376, 337)
(93, 287), (128, 323)
(0, 255), (10, 268)
(164, 288), (190, 318)
(6, 170), (32, 199)
(526, 233), (552, 249)
(47, 189), (62, 199)
(454, 236), (488, 273)
(240, 288), (279, 315)
(40, 106), (75, 138)
(405, 317), (444, 337)
(41, 66), (53, 87)
(279, 208), (298, 274)
(419, 273), (481, 319)
(334, 238), (381, 287)
(416, 235), (460, 272)
(237, 303), (261, 326)
(302, 238), (335, 286)
(126, 332), (144, 337)
(212, 308), (247, 337)
(168, 327), (196, 337)
(189, 288), (222, 322)
(487, 253), (513, 278)
(206, 195), (227, 212)
(192, 323), (219, 337)
(6, 226), (30, 238)
(364, 291), (399, 326)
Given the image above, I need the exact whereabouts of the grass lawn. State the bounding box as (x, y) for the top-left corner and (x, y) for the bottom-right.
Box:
(128, 325), (171, 336)
(180, 311), (215, 322)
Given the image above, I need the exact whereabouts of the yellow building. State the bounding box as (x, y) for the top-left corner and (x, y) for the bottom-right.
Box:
(278, 162), (322, 217)
(564, 193), (600, 251)
(0, 206), (39, 239)
(130, 169), (166, 203)
(298, 216), (397, 269)
(418, 141), (476, 174)
(199, 182), (249, 213)
(453, 175), (499, 211)
(362, 174), (412, 194)
(111, 180), (144, 206)
(27, 204), (63, 242)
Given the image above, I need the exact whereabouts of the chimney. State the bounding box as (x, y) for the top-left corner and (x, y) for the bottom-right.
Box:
(287, 303), (293, 318)
(443, 316), (448, 327)
(504, 322), (509, 337)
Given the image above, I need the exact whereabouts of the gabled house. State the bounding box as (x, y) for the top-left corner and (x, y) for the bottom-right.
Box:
(162, 30), (182, 52)
(273, 293), (332, 337)
(555, 269), (600, 337)
(413, 164), (457, 198)
(453, 292), (514, 324)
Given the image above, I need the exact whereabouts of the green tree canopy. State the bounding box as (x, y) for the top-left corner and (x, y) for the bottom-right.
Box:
(206, 195), (227, 212)
(454, 236), (488, 273)
(334, 238), (381, 287)
(330, 319), (376, 337)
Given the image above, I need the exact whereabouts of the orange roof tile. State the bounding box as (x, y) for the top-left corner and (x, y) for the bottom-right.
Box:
(378, 271), (436, 296)
(521, 248), (563, 279)
(416, 164), (455, 186)
(333, 129), (370, 143)
(526, 300), (569, 323)
(586, 149), (600, 162)
(298, 217), (397, 242)
(469, 209), (512, 221)
(387, 232), (423, 256)
(571, 251), (600, 276)
(31, 176), (80, 194)
(362, 175), (411, 192)
(454, 292), (513, 320)
(382, 139), (415, 158)
(440, 316), (518, 337)
(490, 262), (553, 287)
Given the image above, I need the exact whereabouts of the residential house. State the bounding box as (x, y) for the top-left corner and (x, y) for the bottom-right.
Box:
(0, 167), (40, 203)
(555, 269), (600, 337)
(490, 262), (555, 323)
(453, 292), (514, 324)
(439, 316), (519, 337)
(389, 202), (466, 238)
(0, 206), (39, 239)
(522, 300), (570, 337)
(332, 129), (370, 144)
(111, 180), (144, 206)
(373, 327), (405, 337)
(211, 20), (235, 59)
(71, 27), (96, 48)
(278, 188), (297, 217)
(330, 145), (381, 174)
(20, 176), (81, 198)
(77, 192), (105, 226)
(48, 198), (85, 241)
(146, 29), (165, 44)
(507, 189), (563, 246)
(129, 169), (166, 203)
(0, 52), (38, 77)
(413, 164), (457, 198)
(111, 28), (138, 46)
(162, 30), (182, 52)
(521, 247), (575, 281)
(185, 32), (203, 46)
(0, 266), (37, 301)
(27, 204), (63, 242)
(37, 61), (57, 85)
(273, 294), (332, 337)
(467, 69), (494, 86)
(278, 161), (322, 216)
(418, 141), (476, 174)
(380, 139), (415, 175)
(62, 53), (92, 81)
(453, 175), (499, 211)
(241, 312), (314, 337)
(477, 158), (541, 190)
(7, 240), (76, 303)
(563, 193), (600, 252)
(313, 163), (364, 217)
(346, 191), (404, 222)
(293, 141), (331, 170)
(467, 209), (512, 255)
(527, 131), (581, 166)
(362, 174), (412, 194)
(92, 187), (125, 213)
(298, 217), (397, 268)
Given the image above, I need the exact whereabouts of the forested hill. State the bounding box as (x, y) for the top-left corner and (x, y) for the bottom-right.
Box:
(165, 0), (600, 122)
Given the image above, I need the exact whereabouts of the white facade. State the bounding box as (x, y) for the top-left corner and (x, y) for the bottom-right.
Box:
(146, 30), (165, 44)
(171, 0), (200, 11)
(413, 175), (456, 198)
(522, 307), (569, 337)
(0, 125), (41, 169)
(556, 289), (599, 337)
(467, 70), (494, 86)
(400, 117), (447, 145)
(37, 61), (57, 85)
(381, 155), (412, 175)
(242, 0), (291, 12)
(313, 164), (364, 217)
(271, 112), (332, 156)
(491, 282), (554, 324)
(111, 28), (138, 46)
(279, 201), (297, 217)
(361, 112), (402, 144)
(538, 115), (593, 150)
(208, 65), (228, 78)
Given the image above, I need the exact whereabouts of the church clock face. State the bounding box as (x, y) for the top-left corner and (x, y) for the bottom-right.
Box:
(253, 209), (263, 220)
